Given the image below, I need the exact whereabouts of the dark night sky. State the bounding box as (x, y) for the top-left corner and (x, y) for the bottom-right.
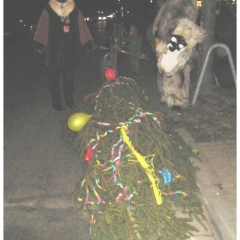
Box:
(4, 0), (122, 17)
(4, 0), (154, 18)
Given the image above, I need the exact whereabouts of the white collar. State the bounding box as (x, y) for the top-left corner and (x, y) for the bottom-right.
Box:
(57, 2), (66, 7)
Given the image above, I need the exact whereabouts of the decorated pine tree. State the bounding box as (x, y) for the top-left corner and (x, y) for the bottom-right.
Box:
(68, 77), (206, 240)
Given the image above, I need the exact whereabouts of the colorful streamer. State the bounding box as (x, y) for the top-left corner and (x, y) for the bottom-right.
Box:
(121, 125), (163, 205)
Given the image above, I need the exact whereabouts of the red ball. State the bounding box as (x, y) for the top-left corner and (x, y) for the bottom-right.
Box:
(104, 68), (116, 80)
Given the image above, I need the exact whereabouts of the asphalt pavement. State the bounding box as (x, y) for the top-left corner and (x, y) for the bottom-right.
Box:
(4, 43), (236, 240)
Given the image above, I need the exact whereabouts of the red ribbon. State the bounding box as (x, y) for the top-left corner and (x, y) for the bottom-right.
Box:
(85, 147), (93, 163)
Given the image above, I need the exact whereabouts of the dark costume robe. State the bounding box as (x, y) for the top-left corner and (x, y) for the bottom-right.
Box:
(33, 0), (93, 108)
(33, 0), (93, 67)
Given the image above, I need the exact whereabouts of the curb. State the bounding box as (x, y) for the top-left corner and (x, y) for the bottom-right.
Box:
(177, 128), (236, 240)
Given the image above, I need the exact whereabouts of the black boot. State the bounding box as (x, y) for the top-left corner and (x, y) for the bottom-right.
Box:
(52, 104), (65, 111)
(65, 101), (76, 109)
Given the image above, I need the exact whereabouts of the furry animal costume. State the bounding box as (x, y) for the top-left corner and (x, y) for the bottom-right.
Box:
(153, 0), (205, 108)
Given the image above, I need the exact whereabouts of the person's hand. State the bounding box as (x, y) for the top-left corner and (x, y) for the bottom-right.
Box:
(87, 41), (96, 55)
(32, 41), (45, 58)
(33, 48), (43, 58)
(84, 40), (95, 54)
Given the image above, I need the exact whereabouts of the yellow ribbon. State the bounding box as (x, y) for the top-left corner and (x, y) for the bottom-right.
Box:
(121, 125), (162, 205)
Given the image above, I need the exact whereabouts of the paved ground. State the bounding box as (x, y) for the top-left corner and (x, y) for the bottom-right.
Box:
(4, 43), (236, 240)
(177, 129), (236, 240)
(145, 77), (237, 240)
(4, 45), (97, 240)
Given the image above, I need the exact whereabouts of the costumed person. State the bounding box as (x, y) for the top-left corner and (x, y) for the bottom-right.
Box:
(152, 0), (206, 110)
(124, 25), (143, 77)
(33, 0), (94, 111)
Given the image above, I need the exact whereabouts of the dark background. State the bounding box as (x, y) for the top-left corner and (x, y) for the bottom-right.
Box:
(4, 0), (155, 17)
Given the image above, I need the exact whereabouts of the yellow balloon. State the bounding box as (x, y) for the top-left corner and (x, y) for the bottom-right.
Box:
(68, 113), (91, 132)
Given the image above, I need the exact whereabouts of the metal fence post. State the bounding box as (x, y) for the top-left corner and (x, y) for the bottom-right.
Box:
(192, 43), (236, 105)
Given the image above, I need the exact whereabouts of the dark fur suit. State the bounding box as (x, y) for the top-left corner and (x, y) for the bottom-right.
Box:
(152, 0), (206, 108)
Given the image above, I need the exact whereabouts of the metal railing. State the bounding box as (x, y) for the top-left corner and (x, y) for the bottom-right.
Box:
(192, 43), (236, 105)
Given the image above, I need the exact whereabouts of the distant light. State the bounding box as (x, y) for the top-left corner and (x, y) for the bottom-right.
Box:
(150, 0), (153, 3)
(20, 20), (23, 23)
(197, 1), (202, 8)
(98, 16), (107, 21)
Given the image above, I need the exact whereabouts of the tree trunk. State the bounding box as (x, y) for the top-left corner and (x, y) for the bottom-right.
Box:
(197, 0), (216, 96)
